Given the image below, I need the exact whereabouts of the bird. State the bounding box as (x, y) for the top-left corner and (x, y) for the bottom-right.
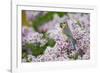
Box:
(60, 22), (77, 50)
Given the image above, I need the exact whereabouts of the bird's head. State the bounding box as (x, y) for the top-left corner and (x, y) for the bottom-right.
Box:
(60, 22), (68, 29)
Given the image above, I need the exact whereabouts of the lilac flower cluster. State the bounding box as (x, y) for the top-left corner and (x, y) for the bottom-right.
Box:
(67, 13), (90, 59)
(22, 26), (47, 46)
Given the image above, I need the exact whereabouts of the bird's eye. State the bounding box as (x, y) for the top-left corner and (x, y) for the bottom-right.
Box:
(60, 24), (63, 28)
(63, 22), (66, 24)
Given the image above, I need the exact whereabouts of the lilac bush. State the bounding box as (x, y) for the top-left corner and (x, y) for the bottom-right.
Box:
(22, 11), (90, 62)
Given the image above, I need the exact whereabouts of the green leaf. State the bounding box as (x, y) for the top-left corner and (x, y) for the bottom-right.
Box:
(47, 38), (56, 47)
(68, 53), (79, 60)
(22, 52), (27, 59)
(25, 43), (46, 57)
(24, 38), (56, 57)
